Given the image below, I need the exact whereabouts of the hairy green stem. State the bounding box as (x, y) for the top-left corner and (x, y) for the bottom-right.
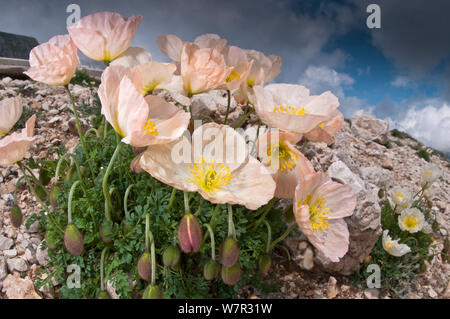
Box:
(252, 197), (277, 231)
(209, 205), (221, 228)
(14, 175), (26, 203)
(65, 85), (95, 177)
(168, 188), (177, 210)
(227, 204), (236, 239)
(205, 224), (216, 261)
(124, 184), (135, 219)
(67, 181), (81, 224)
(183, 192), (191, 214)
(194, 198), (204, 216)
(233, 107), (254, 129)
(103, 142), (122, 221)
(100, 247), (109, 291)
(223, 90), (231, 125)
(270, 224), (296, 250)
(145, 214), (156, 285)
(264, 220), (272, 253)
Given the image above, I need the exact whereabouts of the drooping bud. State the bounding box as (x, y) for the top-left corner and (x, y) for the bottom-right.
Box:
(203, 260), (220, 281)
(35, 184), (47, 202)
(258, 254), (272, 277)
(178, 213), (202, 253)
(137, 251), (154, 281)
(132, 146), (146, 155)
(162, 245), (181, 268)
(97, 291), (111, 299)
(221, 262), (242, 286)
(64, 223), (84, 256)
(142, 284), (163, 299)
(49, 186), (60, 209)
(39, 167), (52, 186)
(219, 237), (240, 267)
(45, 230), (59, 250)
(65, 165), (76, 182)
(99, 220), (114, 244)
(11, 204), (23, 228)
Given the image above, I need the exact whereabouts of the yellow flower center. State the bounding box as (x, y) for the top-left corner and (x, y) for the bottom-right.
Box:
(298, 195), (330, 232)
(425, 171), (432, 176)
(226, 69), (241, 82)
(267, 141), (299, 173)
(0, 131), (7, 136)
(143, 119), (158, 136)
(402, 216), (419, 230)
(394, 192), (404, 198)
(273, 105), (307, 116)
(385, 241), (394, 249)
(189, 157), (233, 193)
(319, 123), (325, 129)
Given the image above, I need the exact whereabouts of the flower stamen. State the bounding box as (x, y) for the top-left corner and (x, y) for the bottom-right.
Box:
(298, 195), (330, 232)
(189, 157), (233, 193)
(143, 119), (158, 136)
(273, 105), (307, 116)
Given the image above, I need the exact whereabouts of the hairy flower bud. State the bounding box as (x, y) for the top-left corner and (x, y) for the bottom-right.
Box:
(11, 204), (23, 228)
(162, 245), (181, 268)
(64, 223), (84, 256)
(219, 237), (240, 267)
(221, 262), (242, 286)
(39, 167), (52, 186)
(203, 260), (220, 281)
(97, 291), (110, 299)
(258, 254), (272, 277)
(49, 186), (60, 209)
(178, 213), (202, 253)
(142, 284), (163, 299)
(99, 221), (114, 244)
(137, 251), (154, 281)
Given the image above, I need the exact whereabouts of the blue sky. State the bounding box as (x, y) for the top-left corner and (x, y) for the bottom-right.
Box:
(1, 0), (449, 153)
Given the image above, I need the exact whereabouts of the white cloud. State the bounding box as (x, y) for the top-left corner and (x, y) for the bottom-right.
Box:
(298, 65), (370, 117)
(391, 76), (413, 88)
(389, 100), (450, 152)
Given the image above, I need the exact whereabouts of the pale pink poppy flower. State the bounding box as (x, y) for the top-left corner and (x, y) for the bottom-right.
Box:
(67, 11), (142, 62)
(139, 123), (276, 210)
(253, 84), (339, 134)
(294, 172), (356, 262)
(0, 96), (23, 136)
(233, 50), (281, 104)
(219, 46), (253, 91)
(157, 33), (227, 63)
(134, 62), (177, 95)
(304, 109), (344, 144)
(111, 47), (152, 67)
(0, 115), (36, 166)
(98, 65), (190, 148)
(257, 131), (314, 198)
(24, 35), (79, 86)
(180, 43), (232, 95)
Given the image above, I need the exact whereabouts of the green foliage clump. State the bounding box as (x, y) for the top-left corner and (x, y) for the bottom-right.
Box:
(70, 70), (100, 87)
(26, 122), (286, 299)
(416, 149), (431, 162)
(353, 195), (436, 298)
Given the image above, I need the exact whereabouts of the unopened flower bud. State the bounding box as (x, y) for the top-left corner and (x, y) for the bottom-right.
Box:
(64, 223), (84, 256)
(162, 245), (181, 268)
(99, 220), (114, 244)
(130, 155), (144, 174)
(219, 237), (240, 267)
(45, 230), (59, 250)
(137, 251), (155, 281)
(258, 254), (272, 277)
(178, 213), (202, 253)
(203, 260), (220, 281)
(221, 262), (242, 286)
(142, 284), (163, 299)
(49, 186), (60, 209)
(11, 204), (23, 228)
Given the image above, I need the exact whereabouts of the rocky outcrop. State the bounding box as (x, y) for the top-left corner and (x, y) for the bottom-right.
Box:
(350, 114), (389, 145)
(0, 32), (38, 59)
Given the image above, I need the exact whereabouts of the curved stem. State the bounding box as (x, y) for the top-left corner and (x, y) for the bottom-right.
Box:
(270, 224), (296, 251)
(227, 204), (236, 239)
(145, 214), (150, 252)
(194, 197), (204, 216)
(103, 142), (122, 221)
(124, 184), (135, 219)
(233, 107), (254, 129)
(252, 197), (277, 231)
(54, 153), (69, 183)
(100, 247), (109, 291)
(84, 128), (98, 138)
(14, 175), (26, 203)
(263, 220), (272, 254)
(18, 162), (64, 234)
(145, 214), (156, 285)
(210, 205), (221, 228)
(168, 188), (177, 210)
(65, 85), (95, 178)
(68, 181), (81, 224)
(103, 117), (108, 140)
(183, 192), (191, 214)
(223, 90), (231, 125)
(23, 163), (47, 192)
(205, 224), (216, 261)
